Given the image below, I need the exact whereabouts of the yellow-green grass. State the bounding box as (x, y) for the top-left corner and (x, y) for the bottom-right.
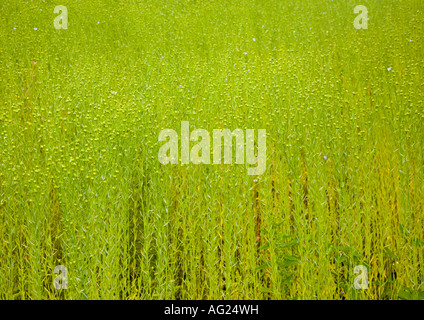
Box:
(0, 0), (423, 299)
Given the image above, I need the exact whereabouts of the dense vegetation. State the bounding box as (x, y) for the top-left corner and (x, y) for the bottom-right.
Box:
(0, 0), (423, 299)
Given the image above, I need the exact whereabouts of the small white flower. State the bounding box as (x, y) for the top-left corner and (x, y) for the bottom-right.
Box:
(112, 91), (117, 95)
(13, 27), (16, 30)
(244, 52), (247, 55)
(97, 21), (100, 24)
(253, 38), (256, 41)
(387, 67), (391, 71)
(262, 25), (265, 28)
(323, 156), (327, 160)
(34, 27), (37, 31)
(409, 39), (413, 42)
(225, 78), (227, 82)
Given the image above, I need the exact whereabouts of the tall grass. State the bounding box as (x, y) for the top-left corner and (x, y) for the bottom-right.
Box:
(0, 0), (423, 299)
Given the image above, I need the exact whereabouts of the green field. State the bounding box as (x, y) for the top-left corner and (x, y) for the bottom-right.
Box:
(0, 0), (423, 299)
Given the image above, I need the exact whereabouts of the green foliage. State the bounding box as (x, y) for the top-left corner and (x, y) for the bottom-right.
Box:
(0, 0), (423, 299)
